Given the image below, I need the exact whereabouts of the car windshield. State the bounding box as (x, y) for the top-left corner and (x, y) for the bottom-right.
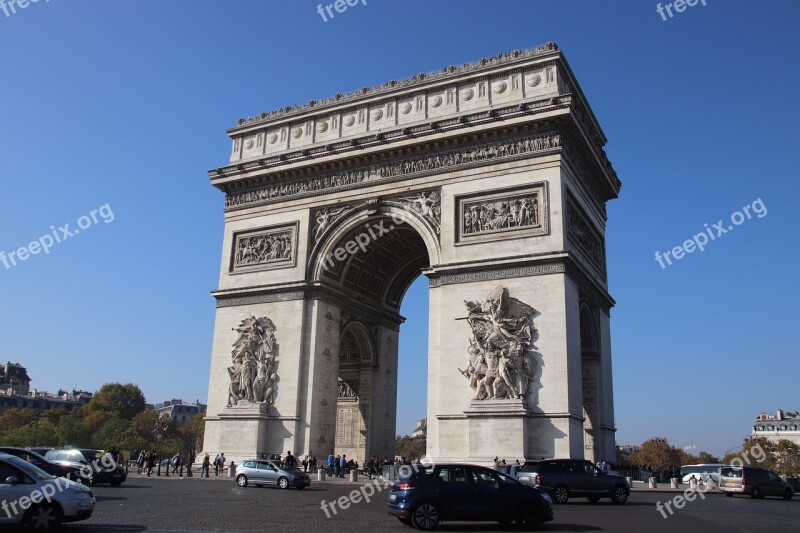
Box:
(79, 449), (103, 462)
(517, 463), (541, 473)
(5, 455), (55, 481)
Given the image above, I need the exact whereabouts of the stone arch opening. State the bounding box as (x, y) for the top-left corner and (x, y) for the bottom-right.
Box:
(312, 208), (434, 465)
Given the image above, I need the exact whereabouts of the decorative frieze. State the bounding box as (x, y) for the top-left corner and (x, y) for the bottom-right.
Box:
(230, 222), (298, 273)
(565, 193), (605, 277)
(456, 182), (548, 244)
(428, 263), (564, 288)
(225, 131), (562, 210)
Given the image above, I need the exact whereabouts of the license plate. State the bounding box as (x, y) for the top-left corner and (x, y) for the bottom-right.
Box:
(389, 494), (397, 502)
(724, 482), (735, 487)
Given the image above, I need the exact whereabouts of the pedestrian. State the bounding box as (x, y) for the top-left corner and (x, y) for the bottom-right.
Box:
(285, 451), (296, 469)
(171, 453), (181, 474)
(202, 453), (210, 477)
(328, 454), (334, 476)
(339, 454), (346, 478)
(185, 451), (194, 477)
(147, 450), (156, 477)
(218, 453), (226, 476)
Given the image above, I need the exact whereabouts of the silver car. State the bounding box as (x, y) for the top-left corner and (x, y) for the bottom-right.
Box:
(0, 452), (96, 530)
(235, 459), (310, 489)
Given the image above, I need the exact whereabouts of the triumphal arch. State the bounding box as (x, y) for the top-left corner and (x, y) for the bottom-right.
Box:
(201, 42), (621, 465)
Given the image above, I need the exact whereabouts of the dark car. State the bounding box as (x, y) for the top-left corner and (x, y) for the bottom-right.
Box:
(0, 447), (83, 482)
(515, 459), (629, 504)
(45, 448), (127, 486)
(718, 466), (794, 500)
(387, 463), (553, 530)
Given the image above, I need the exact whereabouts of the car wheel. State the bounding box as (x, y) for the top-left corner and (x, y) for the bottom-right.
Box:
(236, 474), (248, 487)
(783, 488), (793, 500)
(611, 485), (629, 504)
(411, 502), (440, 531)
(25, 503), (61, 531)
(515, 502), (542, 530)
(724, 492), (734, 497)
(553, 485), (569, 504)
(278, 476), (289, 489)
(588, 496), (601, 503)
(751, 487), (763, 499)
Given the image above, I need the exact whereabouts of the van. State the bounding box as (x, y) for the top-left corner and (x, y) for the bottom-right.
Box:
(718, 466), (793, 500)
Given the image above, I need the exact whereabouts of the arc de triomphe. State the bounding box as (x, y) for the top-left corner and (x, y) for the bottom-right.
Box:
(201, 42), (621, 465)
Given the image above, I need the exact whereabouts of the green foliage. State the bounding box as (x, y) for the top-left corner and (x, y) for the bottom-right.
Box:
(696, 451), (720, 464)
(395, 435), (426, 461)
(87, 383), (146, 420)
(0, 383), (192, 456)
(723, 437), (800, 477)
(627, 437), (682, 471)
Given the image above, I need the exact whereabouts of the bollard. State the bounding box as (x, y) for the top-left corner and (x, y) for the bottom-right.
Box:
(649, 476), (657, 489)
(626, 476), (632, 487)
(670, 478), (679, 489)
(349, 469), (358, 482)
(317, 469), (326, 481)
(179, 463), (183, 477)
(166, 461), (170, 477)
(229, 463), (236, 478)
(689, 478), (698, 490)
(157, 461), (161, 477)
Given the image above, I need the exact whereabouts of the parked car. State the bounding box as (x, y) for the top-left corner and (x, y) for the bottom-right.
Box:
(0, 447), (82, 482)
(28, 448), (54, 458)
(515, 459), (629, 504)
(0, 452), (95, 530)
(718, 466), (794, 499)
(235, 459), (311, 489)
(44, 448), (126, 486)
(387, 463), (553, 531)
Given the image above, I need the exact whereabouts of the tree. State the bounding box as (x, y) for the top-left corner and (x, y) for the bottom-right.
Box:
(697, 451), (720, 464)
(87, 383), (146, 420)
(57, 410), (91, 447)
(92, 418), (132, 450)
(179, 414), (205, 454)
(627, 437), (682, 471)
(395, 435), (426, 461)
(132, 411), (177, 453)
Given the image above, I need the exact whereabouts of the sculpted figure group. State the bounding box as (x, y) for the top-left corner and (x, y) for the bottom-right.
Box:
(227, 316), (279, 407)
(459, 287), (537, 401)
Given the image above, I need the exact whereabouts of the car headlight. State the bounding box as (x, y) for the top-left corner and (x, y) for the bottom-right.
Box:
(74, 491), (92, 500)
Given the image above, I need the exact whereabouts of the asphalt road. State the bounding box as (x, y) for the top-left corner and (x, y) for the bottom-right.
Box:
(48, 476), (800, 533)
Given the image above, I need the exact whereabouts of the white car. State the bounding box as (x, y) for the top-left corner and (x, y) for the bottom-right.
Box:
(0, 452), (96, 530)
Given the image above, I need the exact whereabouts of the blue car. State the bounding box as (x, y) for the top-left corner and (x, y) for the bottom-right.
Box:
(387, 463), (553, 530)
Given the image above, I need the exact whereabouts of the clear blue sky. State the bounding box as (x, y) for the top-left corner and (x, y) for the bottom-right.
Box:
(1, 0), (797, 457)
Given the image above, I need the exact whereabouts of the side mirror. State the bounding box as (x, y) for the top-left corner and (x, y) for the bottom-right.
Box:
(5, 476), (19, 484)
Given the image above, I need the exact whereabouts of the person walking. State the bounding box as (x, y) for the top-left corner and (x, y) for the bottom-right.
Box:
(328, 454), (335, 476)
(171, 453), (181, 474)
(185, 451), (194, 477)
(217, 453), (226, 476)
(339, 454), (347, 478)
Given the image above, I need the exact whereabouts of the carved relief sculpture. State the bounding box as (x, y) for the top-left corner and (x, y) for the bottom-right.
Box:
(314, 205), (350, 241)
(337, 379), (357, 399)
(227, 316), (279, 407)
(400, 191), (441, 234)
(232, 224), (296, 272)
(225, 131), (561, 209)
(458, 287), (537, 402)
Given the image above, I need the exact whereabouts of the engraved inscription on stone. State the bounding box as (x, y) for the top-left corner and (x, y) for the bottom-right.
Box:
(456, 182), (548, 244)
(231, 222), (297, 273)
